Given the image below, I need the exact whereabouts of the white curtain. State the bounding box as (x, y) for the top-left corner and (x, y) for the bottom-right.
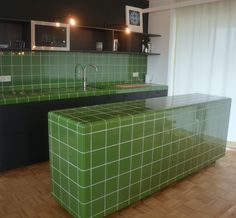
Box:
(169, 0), (236, 141)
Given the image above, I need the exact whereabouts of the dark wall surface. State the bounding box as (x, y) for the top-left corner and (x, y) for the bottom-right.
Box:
(0, 0), (149, 31)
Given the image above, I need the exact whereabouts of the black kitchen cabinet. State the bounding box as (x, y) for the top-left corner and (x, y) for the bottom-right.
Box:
(0, 90), (167, 171)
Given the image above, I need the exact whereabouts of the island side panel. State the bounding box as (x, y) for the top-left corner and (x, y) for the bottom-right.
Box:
(48, 111), (92, 218)
(48, 98), (231, 218)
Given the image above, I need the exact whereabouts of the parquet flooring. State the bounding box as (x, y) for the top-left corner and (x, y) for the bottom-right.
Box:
(0, 150), (236, 218)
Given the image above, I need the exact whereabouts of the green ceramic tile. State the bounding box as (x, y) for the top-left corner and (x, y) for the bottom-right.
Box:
(121, 126), (132, 143)
(119, 188), (129, 203)
(143, 136), (153, 151)
(92, 198), (104, 215)
(92, 149), (105, 167)
(143, 151), (152, 165)
(132, 154), (142, 169)
(120, 142), (131, 158)
(133, 123), (144, 138)
(107, 128), (119, 146)
(92, 166), (105, 184)
(68, 165), (77, 183)
(130, 182), (140, 197)
(78, 170), (91, 187)
(132, 139), (143, 154)
(106, 162), (119, 179)
(92, 182), (105, 200)
(106, 177), (118, 194)
(106, 193), (118, 209)
(119, 158), (131, 174)
(78, 152), (90, 170)
(92, 131), (106, 150)
(119, 173), (130, 189)
(107, 146), (119, 163)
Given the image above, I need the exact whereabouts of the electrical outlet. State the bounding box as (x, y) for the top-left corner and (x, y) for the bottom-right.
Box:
(0, 75), (11, 82)
(132, 72), (139, 78)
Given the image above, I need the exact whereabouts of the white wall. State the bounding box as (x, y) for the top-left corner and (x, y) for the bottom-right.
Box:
(147, 3), (171, 85)
(147, 0), (235, 143)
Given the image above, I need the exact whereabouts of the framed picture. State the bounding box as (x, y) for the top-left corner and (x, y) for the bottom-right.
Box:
(125, 6), (143, 33)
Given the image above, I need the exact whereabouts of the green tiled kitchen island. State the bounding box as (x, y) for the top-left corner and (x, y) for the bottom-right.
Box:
(48, 94), (231, 218)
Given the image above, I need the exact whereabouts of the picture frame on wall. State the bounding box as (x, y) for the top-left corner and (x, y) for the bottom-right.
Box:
(125, 6), (143, 33)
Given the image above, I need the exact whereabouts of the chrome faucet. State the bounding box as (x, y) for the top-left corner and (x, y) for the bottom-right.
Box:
(83, 64), (98, 90)
(75, 64), (98, 91)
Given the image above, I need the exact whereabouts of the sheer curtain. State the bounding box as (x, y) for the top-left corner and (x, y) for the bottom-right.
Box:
(169, 0), (236, 142)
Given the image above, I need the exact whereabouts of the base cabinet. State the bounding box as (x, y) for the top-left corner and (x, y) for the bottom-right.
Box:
(0, 90), (167, 171)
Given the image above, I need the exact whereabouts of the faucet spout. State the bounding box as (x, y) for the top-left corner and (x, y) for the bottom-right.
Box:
(83, 64), (98, 90)
(74, 63), (98, 91)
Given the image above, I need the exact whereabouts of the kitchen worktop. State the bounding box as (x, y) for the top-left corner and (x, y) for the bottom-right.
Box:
(0, 83), (168, 105)
(49, 93), (229, 125)
(48, 93), (231, 218)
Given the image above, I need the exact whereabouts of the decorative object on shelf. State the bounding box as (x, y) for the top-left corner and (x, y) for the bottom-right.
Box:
(9, 40), (25, 49)
(141, 39), (145, 53)
(147, 41), (152, 53)
(125, 6), (143, 33)
(141, 38), (151, 53)
(112, 39), (119, 51)
(96, 42), (103, 51)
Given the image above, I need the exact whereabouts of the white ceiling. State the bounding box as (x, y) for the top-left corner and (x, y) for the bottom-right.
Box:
(144, 0), (223, 13)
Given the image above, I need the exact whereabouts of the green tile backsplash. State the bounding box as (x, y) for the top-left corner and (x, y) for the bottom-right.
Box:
(0, 51), (147, 92)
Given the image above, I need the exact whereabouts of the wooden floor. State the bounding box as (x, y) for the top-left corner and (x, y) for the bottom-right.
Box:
(0, 150), (236, 218)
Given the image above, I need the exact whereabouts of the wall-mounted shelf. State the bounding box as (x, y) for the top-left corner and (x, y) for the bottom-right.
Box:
(71, 25), (161, 53)
(0, 18), (162, 55)
(69, 50), (161, 56)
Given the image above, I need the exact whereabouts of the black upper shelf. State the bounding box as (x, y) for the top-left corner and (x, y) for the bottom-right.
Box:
(76, 25), (162, 37)
(0, 48), (160, 56)
(70, 50), (161, 55)
(0, 18), (162, 37)
(0, 17), (162, 54)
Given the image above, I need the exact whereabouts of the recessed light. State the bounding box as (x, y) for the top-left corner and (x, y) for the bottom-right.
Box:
(69, 18), (76, 26)
(126, 27), (130, 34)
